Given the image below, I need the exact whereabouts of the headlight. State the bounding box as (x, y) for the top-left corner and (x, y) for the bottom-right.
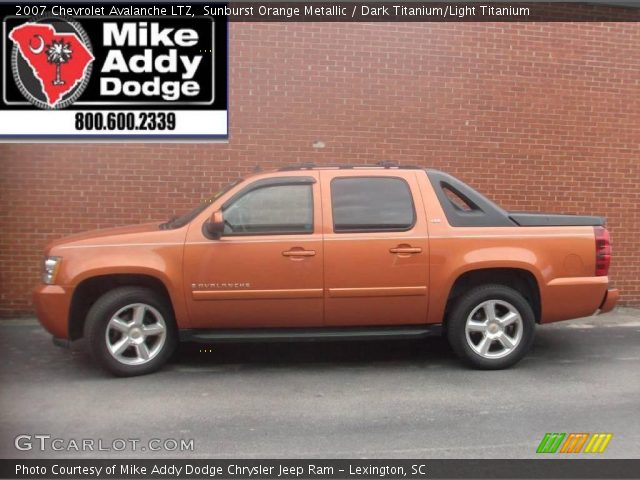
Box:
(42, 256), (61, 285)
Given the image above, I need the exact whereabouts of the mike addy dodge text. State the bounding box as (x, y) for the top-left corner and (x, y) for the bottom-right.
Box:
(15, 463), (425, 478)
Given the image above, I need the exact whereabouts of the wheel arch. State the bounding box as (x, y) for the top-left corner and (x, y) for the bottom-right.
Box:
(443, 267), (541, 327)
(68, 273), (175, 340)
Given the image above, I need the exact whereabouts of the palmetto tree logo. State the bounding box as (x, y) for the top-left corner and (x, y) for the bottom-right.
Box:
(9, 18), (94, 109)
(45, 39), (72, 86)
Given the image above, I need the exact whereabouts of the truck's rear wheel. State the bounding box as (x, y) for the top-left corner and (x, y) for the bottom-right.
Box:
(447, 285), (535, 369)
(84, 287), (177, 376)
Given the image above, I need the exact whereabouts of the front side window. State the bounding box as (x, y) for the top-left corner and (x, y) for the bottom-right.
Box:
(160, 179), (243, 230)
(331, 177), (415, 232)
(223, 184), (313, 235)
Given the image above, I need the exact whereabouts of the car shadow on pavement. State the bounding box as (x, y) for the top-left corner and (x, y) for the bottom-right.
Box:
(69, 327), (578, 375)
(0, 320), (608, 380)
(172, 335), (457, 371)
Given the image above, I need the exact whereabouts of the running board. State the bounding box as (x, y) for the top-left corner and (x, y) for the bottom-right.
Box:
(180, 325), (442, 344)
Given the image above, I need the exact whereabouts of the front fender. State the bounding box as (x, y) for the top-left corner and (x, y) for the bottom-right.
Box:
(55, 244), (189, 328)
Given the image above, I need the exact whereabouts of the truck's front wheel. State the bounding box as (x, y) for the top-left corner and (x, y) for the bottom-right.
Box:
(447, 285), (535, 369)
(84, 287), (177, 376)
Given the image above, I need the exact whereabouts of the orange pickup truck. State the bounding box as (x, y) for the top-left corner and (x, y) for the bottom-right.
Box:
(33, 165), (618, 376)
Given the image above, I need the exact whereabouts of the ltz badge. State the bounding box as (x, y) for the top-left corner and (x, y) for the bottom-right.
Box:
(0, 5), (228, 140)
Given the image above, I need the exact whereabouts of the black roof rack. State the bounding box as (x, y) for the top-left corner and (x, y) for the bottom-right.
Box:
(278, 163), (316, 171)
(376, 160), (398, 168)
(276, 163), (424, 172)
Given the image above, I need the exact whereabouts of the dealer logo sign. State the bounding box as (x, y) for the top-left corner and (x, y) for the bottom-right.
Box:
(0, 9), (227, 139)
(9, 18), (94, 109)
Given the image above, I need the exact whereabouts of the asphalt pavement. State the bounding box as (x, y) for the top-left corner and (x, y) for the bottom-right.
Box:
(1, 310), (639, 459)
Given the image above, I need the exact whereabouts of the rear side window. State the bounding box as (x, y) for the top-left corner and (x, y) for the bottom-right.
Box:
(223, 184), (313, 235)
(443, 185), (474, 212)
(331, 177), (415, 233)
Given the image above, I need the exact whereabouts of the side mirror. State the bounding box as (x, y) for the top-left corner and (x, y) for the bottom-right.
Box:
(206, 210), (225, 239)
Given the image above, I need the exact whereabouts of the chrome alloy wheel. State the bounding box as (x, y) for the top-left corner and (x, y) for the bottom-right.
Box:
(464, 300), (523, 359)
(105, 303), (167, 366)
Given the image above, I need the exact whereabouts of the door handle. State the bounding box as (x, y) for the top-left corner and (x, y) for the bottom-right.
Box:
(282, 249), (316, 257)
(389, 246), (422, 254)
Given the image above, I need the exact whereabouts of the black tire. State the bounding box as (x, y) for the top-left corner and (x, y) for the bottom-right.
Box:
(446, 284), (535, 370)
(84, 286), (177, 377)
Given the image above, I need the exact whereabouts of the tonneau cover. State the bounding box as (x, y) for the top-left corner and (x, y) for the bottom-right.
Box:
(509, 213), (604, 227)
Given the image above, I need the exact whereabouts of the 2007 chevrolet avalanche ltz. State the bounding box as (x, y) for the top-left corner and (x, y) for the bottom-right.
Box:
(33, 165), (619, 376)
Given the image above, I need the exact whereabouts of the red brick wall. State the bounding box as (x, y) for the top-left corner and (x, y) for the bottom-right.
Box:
(1, 22), (639, 316)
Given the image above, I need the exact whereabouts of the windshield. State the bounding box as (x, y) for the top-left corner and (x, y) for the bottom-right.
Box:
(159, 179), (244, 230)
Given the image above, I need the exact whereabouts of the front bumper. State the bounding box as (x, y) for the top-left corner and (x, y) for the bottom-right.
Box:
(32, 284), (73, 339)
(598, 288), (619, 314)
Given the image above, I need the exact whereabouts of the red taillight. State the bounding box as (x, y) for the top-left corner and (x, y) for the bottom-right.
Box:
(594, 226), (611, 276)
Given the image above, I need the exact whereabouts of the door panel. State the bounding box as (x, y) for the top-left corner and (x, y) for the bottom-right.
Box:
(183, 174), (323, 329)
(321, 171), (429, 326)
